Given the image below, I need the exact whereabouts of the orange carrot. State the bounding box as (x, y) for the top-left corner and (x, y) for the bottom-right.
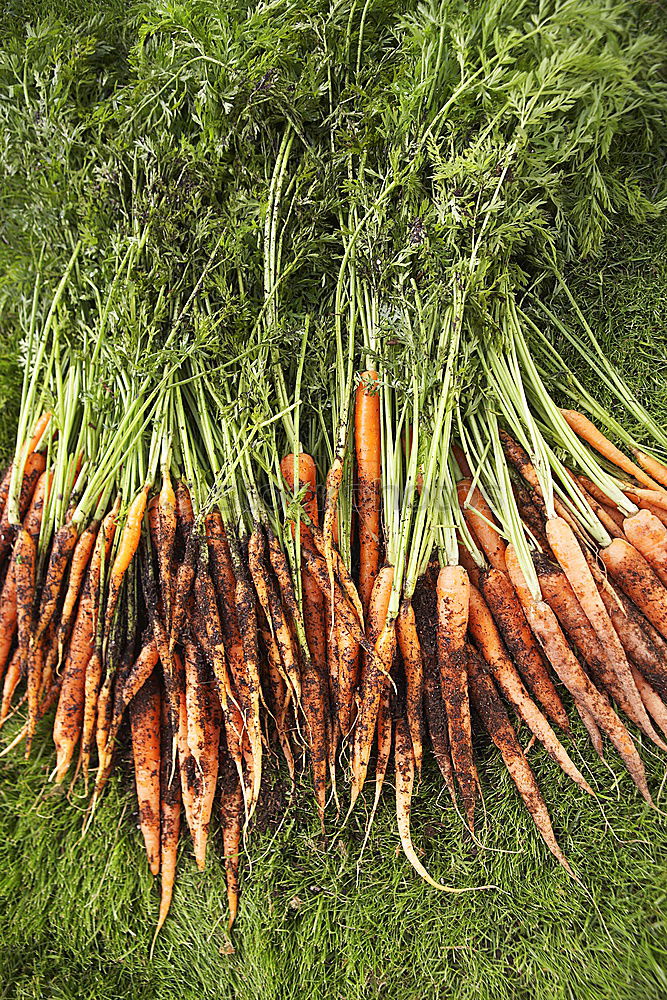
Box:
(594, 579), (667, 703)
(467, 647), (573, 873)
(34, 521), (79, 645)
(155, 690), (181, 939)
(436, 565), (475, 830)
(0, 649), (21, 724)
(103, 485), (149, 638)
(0, 451), (45, 566)
(560, 409), (664, 492)
(26, 411), (52, 455)
(575, 703), (604, 759)
(526, 599), (650, 803)
(350, 566), (395, 808)
(219, 739), (244, 930)
(546, 516), (651, 732)
(623, 510), (667, 587)
(479, 567), (568, 730)
(130, 673), (162, 875)
(631, 666), (667, 741)
(600, 538), (667, 643)
(281, 452), (319, 543)
(457, 480), (506, 572)
(633, 449), (667, 490)
(355, 370), (382, 614)
(468, 586), (593, 795)
(57, 519), (99, 658)
(535, 553), (666, 750)
(396, 599), (424, 776)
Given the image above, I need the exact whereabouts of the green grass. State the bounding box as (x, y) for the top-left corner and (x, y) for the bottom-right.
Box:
(1, 5), (667, 997)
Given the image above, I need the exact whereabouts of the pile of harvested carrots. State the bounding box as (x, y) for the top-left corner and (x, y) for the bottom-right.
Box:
(2, 0), (667, 941)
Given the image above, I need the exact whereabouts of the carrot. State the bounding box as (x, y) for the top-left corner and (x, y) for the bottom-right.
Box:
(57, 519), (99, 659)
(322, 455), (344, 584)
(0, 649), (21, 724)
(600, 538), (667, 643)
(14, 527), (36, 678)
(184, 636), (221, 870)
(130, 673), (161, 875)
(574, 478), (625, 539)
(108, 635), (159, 748)
(575, 703), (604, 759)
(219, 738), (244, 931)
(307, 521), (364, 628)
(396, 600), (424, 777)
(394, 715), (492, 891)
(0, 451), (45, 566)
(281, 452), (319, 542)
(336, 611), (360, 740)
(261, 624), (295, 782)
(350, 566), (395, 807)
(436, 565), (475, 830)
(26, 410), (52, 456)
(467, 647), (574, 874)
(233, 572), (263, 812)
(504, 545), (535, 610)
(468, 585), (593, 795)
(594, 580), (667, 703)
(479, 568), (568, 730)
(300, 543), (381, 669)
(355, 370), (382, 614)
(157, 467), (177, 624)
(560, 409), (664, 492)
(633, 450), (667, 490)
(631, 666), (667, 742)
(623, 510), (667, 587)
(546, 516), (651, 731)
(512, 482), (550, 551)
(298, 574), (329, 829)
(33, 521), (79, 646)
(193, 558), (231, 707)
(534, 553), (667, 750)
(248, 525), (301, 702)
(457, 480), (506, 572)
(52, 505), (118, 783)
(170, 530), (198, 655)
(154, 689), (181, 941)
(452, 444), (472, 479)
(526, 599), (650, 804)
(0, 464), (12, 522)
(103, 485), (149, 639)
(175, 653), (198, 845)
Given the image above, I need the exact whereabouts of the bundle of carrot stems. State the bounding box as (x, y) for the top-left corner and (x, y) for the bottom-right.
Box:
(2, 0), (667, 936)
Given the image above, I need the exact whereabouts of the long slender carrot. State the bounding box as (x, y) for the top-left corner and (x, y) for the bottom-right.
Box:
(396, 599), (424, 777)
(0, 452), (45, 566)
(631, 666), (667, 741)
(623, 510), (667, 587)
(600, 538), (667, 643)
(350, 566), (395, 808)
(546, 516), (652, 733)
(535, 553), (667, 750)
(0, 464), (12, 522)
(526, 599), (650, 804)
(457, 480), (506, 572)
(130, 673), (162, 876)
(436, 565), (475, 830)
(186, 640), (221, 870)
(594, 578), (667, 702)
(154, 689), (181, 941)
(33, 521), (79, 646)
(220, 738), (244, 931)
(560, 409), (664, 492)
(26, 410), (52, 456)
(479, 567), (568, 730)
(0, 649), (21, 725)
(157, 467), (177, 625)
(576, 703), (604, 759)
(355, 370), (382, 615)
(103, 485), (149, 640)
(193, 559), (231, 707)
(468, 586), (593, 795)
(248, 525), (301, 702)
(260, 623), (295, 782)
(233, 572), (262, 813)
(281, 452), (319, 542)
(633, 449), (667, 490)
(57, 518), (99, 659)
(467, 647), (574, 874)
